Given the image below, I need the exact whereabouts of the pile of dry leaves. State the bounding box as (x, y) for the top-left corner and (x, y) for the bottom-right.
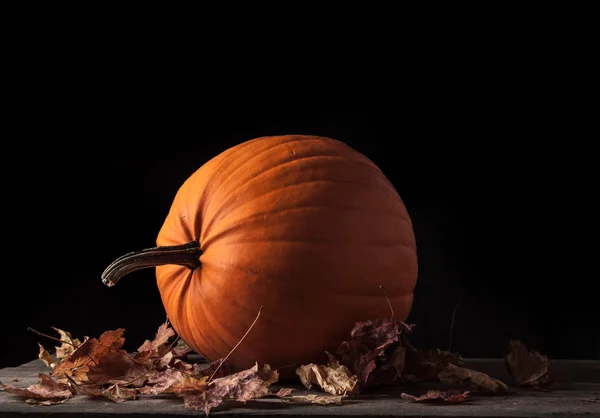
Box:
(0, 313), (552, 414)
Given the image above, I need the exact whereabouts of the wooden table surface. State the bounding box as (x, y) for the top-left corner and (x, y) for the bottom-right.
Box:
(1, 357), (599, 417)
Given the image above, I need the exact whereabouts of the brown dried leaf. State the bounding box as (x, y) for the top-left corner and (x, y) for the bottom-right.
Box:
(52, 328), (126, 383)
(403, 340), (465, 382)
(193, 358), (233, 380)
(0, 373), (72, 405)
(182, 363), (278, 415)
(505, 339), (553, 388)
(101, 384), (138, 403)
(38, 343), (57, 369)
(138, 369), (188, 395)
(85, 350), (153, 387)
(52, 327), (82, 360)
(336, 319), (410, 386)
(296, 352), (358, 396)
(136, 322), (175, 359)
(271, 388), (294, 397)
(173, 339), (193, 358)
(401, 389), (469, 403)
(139, 358), (228, 395)
(372, 341), (411, 385)
(281, 394), (345, 405)
(438, 363), (509, 393)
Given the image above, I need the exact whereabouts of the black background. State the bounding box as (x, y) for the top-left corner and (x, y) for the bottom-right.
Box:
(2, 98), (597, 369)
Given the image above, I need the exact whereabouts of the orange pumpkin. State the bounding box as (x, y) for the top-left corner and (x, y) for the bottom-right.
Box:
(102, 135), (417, 372)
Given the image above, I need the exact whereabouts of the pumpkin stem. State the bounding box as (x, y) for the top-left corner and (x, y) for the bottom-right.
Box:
(101, 240), (202, 287)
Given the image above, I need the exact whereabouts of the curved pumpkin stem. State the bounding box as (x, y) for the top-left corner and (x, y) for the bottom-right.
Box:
(101, 240), (202, 287)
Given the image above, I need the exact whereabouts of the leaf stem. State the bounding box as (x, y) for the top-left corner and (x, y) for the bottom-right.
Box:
(208, 306), (264, 383)
(448, 302), (460, 351)
(379, 285), (395, 321)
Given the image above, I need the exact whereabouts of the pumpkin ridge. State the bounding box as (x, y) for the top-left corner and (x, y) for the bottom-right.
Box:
(218, 237), (414, 247)
(166, 268), (195, 347)
(206, 136), (323, 205)
(198, 268), (290, 329)
(200, 137), (342, 238)
(201, 153), (386, 240)
(185, 277), (224, 361)
(200, 177), (382, 244)
(188, 271), (276, 362)
(201, 205), (410, 250)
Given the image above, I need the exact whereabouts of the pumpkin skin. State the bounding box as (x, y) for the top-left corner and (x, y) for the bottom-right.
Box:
(154, 135), (417, 371)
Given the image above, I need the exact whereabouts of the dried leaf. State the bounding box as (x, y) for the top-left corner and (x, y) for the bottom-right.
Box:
(38, 343), (57, 369)
(0, 373), (72, 405)
(52, 327), (82, 359)
(505, 339), (552, 388)
(336, 318), (411, 386)
(136, 322), (175, 359)
(85, 350), (152, 387)
(438, 363), (508, 393)
(173, 339), (193, 358)
(182, 363), (278, 415)
(401, 389), (469, 403)
(403, 339), (465, 382)
(52, 328), (126, 383)
(193, 358), (233, 380)
(271, 388), (294, 397)
(139, 358), (228, 395)
(138, 369), (187, 395)
(281, 394), (345, 405)
(296, 353), (358, 396)
(101, 384), (138, 403)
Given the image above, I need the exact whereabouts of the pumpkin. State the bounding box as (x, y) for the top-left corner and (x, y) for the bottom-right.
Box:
(102, 134), (417, 373)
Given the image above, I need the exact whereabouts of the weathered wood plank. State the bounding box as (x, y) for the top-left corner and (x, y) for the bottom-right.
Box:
(1, 358), (599, 417)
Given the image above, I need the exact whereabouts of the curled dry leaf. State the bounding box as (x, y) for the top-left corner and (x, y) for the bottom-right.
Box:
(68, 378), (138, 403)
(138, 369), (208, 395)
(401, 389), (469, 404)
(402, 338), (465, 382)
(38, 343), (57, 369)
(296, 352), (358, 396)
(85, 350), (152, 388)
(271, 388), (294, 397)
(438, 363), (508, 393)
(336, 318), (412, 387)
(101, 384), (138, 403)
(173, 339), (193, 358)
(505, 339), (552, 388)
(281, 394), (345, 405)
(52, 328), (126, 384)
(136, 322), (175, 360)
(183, 363), (278, 415)
(140, 357), (233, 396)
(52, 327), (82, 360)
(0, 373), (72, 405)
